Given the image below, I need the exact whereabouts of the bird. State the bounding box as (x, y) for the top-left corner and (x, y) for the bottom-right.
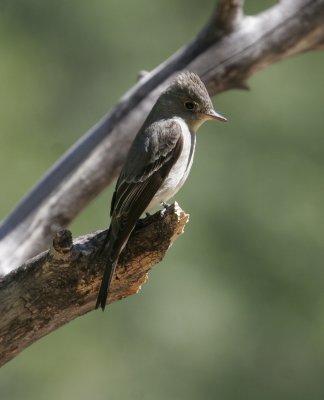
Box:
(95, 71), (227, 310)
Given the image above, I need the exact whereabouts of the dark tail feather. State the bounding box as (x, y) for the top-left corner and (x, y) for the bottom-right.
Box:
(99, 227), (111, 255)
(95, 258), (116, 311)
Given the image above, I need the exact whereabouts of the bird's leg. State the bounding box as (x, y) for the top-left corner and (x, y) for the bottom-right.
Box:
(159, 201), (170, 217)
(161, 201), (170, 209)
(136, 211), (151, 229)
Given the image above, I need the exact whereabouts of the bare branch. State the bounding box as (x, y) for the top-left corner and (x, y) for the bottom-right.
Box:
(0, 203), (189, 367)
(1, 0), (324, 273)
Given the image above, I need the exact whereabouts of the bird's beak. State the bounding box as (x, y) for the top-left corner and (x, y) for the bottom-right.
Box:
(204, 109), (227, 122)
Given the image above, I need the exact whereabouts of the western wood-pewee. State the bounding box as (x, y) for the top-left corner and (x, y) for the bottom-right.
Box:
(96, 71), (226, 310)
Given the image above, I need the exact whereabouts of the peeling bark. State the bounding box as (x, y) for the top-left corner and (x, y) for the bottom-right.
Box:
(1, 0), (324, 272)
(0, 0), (324, 368)
(0, 204), (189, 367)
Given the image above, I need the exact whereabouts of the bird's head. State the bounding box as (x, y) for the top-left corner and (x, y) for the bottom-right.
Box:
(158, 71), (227, 131)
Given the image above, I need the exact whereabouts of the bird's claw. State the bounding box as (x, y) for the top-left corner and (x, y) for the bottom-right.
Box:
(159, 201), (170, 218)
(161, 201), (170, 209)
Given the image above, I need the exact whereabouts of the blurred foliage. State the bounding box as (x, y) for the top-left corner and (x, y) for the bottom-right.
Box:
(1, 0), (324, 399)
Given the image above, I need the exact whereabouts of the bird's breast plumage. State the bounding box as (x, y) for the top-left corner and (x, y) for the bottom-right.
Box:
(147, 117), (196, 210)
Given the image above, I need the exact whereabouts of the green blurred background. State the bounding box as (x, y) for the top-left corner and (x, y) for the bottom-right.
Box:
(1, 0), (324, 399)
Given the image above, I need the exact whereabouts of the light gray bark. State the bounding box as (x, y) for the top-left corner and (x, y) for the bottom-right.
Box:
(1, 0), (323, 273)
(0, 0), (324, 368)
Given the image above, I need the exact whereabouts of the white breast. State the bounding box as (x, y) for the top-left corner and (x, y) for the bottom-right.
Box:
(147, 118), (196, 211)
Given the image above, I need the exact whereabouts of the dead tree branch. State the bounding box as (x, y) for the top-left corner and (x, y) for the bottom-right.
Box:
(0, 203), (189, 367)
(0, 0), (324, 367)
(1, 0), (324, 273)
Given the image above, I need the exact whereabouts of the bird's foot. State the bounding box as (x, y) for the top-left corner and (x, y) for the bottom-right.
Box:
(136, 213), (151, 229)
(159, 201), (170, 218)
(161, 201), (170, 209)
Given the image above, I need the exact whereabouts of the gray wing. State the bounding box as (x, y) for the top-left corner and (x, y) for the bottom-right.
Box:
(109, 119), (183, 255)
(110, 119), (182, 215)
(96, 119), (183, 310)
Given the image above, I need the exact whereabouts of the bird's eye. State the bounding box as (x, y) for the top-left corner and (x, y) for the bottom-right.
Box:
(184, 101), (195, 110)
